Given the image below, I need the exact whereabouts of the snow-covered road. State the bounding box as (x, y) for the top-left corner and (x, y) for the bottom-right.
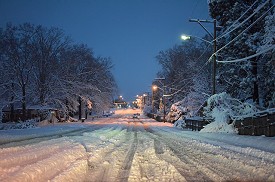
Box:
(0, 109), (274, 182)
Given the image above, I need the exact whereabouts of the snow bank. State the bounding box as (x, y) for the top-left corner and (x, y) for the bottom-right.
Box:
(0, 138), (88, 182)
(200, 122), (237, 133)
(201, 92), (258, 133)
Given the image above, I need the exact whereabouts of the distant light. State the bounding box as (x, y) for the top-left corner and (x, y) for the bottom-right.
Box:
(152, 85), (158, 90)
(181, 35), (191, 40)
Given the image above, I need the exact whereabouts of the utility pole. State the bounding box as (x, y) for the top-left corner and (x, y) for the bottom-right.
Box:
(163, 81), (166, 122)
(189, 19), (217, 95)
(143, 94), (146, 106)
(213, 19), (217, 95)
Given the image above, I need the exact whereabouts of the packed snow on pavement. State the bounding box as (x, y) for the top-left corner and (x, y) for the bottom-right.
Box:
(0, 109), (274, 182)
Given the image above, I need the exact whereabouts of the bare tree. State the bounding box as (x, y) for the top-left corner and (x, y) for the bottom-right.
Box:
(1, 23), (37, 121)
(0, 23), (118, 121)
(32, 26), (70, 105)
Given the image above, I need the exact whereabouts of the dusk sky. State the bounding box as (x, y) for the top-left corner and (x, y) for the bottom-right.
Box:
(0, 0), (211, 101)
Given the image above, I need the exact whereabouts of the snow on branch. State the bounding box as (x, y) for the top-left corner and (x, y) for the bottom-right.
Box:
(201, 92), (259, 133)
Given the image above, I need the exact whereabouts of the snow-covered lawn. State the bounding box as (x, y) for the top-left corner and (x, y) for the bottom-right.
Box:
(0, 109), (274, 181)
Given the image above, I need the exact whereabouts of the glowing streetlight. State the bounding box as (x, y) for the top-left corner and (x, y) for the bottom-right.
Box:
(181, 35), (191, 40)
(152, 85), (158, 91)
(181, 34), (212, 44)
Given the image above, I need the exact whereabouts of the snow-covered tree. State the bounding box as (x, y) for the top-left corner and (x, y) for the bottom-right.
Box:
(31, 26), (70, 105)
(201, 92), (258, 133)
(155, 36), (212, 118)
(155, 39), (211, 106)
(1, 23), (38, 121)
(208, 0), (274, 107)
(257, 10), (275, 108)
(0, 23), (118, 121)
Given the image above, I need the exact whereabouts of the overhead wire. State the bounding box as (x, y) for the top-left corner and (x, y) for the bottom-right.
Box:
(217, 45), (275, 63)
(217, 0), (263, 40)
(169, 2), (274, 96)
(165, 43), (213, 96)
(208, 4), (275, 63)
(160, 2), (273, 97)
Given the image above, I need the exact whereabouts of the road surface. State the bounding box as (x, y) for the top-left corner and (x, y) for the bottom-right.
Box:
(0, 109), (274, 182)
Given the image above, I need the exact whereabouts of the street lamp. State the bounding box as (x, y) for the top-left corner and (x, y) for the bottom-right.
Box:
(143, 93), (147, 106)
(181, 35), (191, 40)
(181, 34), (213, 45)
(152, 85), (158, 113)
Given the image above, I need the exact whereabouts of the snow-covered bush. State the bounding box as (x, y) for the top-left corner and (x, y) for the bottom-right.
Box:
(173, 118), (186, 129)
(166, 101), (188, 123)
(0, 118), (40, 130)
(166, 92), (208, 123)
(201, 92), (259, 133)
(143, 104), (152, 114)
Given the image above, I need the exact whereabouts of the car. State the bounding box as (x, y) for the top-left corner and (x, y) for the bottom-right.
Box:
(132, 113), (139, 119)
(103, 111), (112, 117)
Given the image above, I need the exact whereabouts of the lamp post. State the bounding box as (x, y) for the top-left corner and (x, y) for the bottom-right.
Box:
(143, 93), (147, 107)
(187, 18), (217, 95)
(152, 85), (157, 113)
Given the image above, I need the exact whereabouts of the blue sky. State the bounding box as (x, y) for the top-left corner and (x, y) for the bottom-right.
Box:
(0, 0), (211, 101)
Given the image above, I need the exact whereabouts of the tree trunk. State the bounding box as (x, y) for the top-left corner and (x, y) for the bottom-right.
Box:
(22, 83), (26, 122)
(10, 83), (15, 121)
(251, 58), (259, 104)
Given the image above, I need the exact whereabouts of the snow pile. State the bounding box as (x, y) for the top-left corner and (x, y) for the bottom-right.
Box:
(201, 92), (258, 133)
(201, 121), (236, 133)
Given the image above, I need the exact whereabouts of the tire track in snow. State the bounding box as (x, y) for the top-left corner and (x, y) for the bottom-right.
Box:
(116, 131), (138, 182)
(144, 128), (212, 181)
(157, 127), (275, 163)
(128, 130), (187, 181)
(150, 127), (275, 181)
(83, 125), (135, 181)
(1, 140), (87, 182)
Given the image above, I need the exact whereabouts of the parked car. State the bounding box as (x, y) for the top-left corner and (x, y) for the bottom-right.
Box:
(133, 113), (139, 119)
(103, 111), (112, 117)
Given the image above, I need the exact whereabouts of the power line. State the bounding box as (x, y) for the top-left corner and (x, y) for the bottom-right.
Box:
(165, 47), (213, 97)
(218, 0), (262, 39)
(208, 4), (275, 62)
(217, 45), (275, 63)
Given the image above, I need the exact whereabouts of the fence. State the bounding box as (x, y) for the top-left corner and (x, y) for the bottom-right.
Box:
(147, 111), (275, 137)
(185, 117), (211, 131)
(234, 112), (275, 137)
